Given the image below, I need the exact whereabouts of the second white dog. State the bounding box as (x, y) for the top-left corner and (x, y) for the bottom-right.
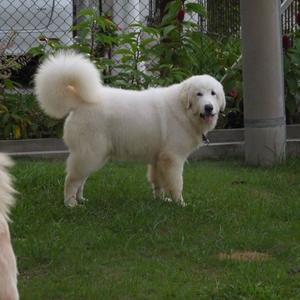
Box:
(0, 154), (18, 300)
(35, 52), (225, 207)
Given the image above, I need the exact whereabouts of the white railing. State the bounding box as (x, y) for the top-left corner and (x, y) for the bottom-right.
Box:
(281, 0), (295, 14)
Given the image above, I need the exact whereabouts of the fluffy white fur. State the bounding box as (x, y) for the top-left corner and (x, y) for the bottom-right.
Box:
(0, 154), (18, 300)
(35, 52), (225, 207)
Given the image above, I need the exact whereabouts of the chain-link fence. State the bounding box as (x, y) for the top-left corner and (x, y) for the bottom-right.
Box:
(1, 0), (299, 55)
(0, 0), (153, 55)
(0, 0), (73, 55)
(1, 1), (300, 138)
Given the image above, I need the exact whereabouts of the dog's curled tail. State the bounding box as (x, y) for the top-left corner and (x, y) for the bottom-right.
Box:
(34, 51), (102, 119)
(0, 154), (16, 222)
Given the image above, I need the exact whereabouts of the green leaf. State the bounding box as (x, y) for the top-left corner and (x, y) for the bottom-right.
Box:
(295, 38), (300, 51)
(2, 113), (9, 124)
(121, 56), (133, 64)
(295, 90), (300, 106)
(286, 97), (297, 114)
(185, 3), (207, 16)
(78, 7), (96, 17)
(95, 34), (117, 45)
(0, 104), (8, 113)
(163, 25), (177, 37)
(28, 45), (45, 57)
(164, 0), (181, 16)
(113, 48), (132, 56)
(140, 37), (156, 47)
(161, 0), (181, 25)
(143, 26), (160, 36)
(4, 79), (15, 90)
(72, 21), (91, 31)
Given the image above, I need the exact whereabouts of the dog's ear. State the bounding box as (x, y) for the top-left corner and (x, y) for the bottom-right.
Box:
(180, 84), (189, 109)
(180, 83), (192, 110)
(217, 85), (226, 112)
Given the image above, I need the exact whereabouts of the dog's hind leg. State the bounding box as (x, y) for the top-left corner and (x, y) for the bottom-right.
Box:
(76, 178), (88, 204)
(64, 153), (107, 207)
(157, 153), (186, 207)
(147, 163), (165, 200)
(64, 166), (89, 208)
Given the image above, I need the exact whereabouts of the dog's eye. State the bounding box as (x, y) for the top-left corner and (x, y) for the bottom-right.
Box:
(211, 90), (216, 96)
(197, 92), (203, 97)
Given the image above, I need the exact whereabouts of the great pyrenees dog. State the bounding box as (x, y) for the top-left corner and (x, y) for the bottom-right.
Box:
(35, 52), (225, 208)
(0, 154), (18, 300)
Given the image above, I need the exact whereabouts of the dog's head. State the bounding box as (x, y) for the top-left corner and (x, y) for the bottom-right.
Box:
(180, 75), (226, 130)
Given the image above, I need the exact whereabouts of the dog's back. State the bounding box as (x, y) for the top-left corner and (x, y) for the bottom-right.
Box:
(0, 154), (18, 300)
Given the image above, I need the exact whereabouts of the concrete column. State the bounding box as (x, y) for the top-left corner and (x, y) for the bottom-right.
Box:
(240, 0), (286, 166)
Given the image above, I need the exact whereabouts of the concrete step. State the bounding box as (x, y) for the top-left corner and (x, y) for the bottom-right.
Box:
(1, 126), (299, 160)
(3, 139), (299, 160)
(0, 138), (67, 152)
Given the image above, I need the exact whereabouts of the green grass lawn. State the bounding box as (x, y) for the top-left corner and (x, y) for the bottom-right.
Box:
(10, 159), (300, 299)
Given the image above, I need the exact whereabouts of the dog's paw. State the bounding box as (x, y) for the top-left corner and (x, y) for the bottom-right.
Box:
(166, 197), (187, 207)
(64, 196), (78, 208)
(160, 196), (186, 207)
(77, 197), (88, 204)
(178, 200), (187, 207)
(176, 197), (187, 207)
(153, 189), (165, 201)
(162, 197), (173, 203)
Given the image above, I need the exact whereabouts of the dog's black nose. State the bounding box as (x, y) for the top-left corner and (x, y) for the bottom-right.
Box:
(204, 104), (213, 114)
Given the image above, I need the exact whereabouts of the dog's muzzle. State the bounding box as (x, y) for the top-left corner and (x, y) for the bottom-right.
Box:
(200, 112), (216, 123)
(200, 104), (216, 123)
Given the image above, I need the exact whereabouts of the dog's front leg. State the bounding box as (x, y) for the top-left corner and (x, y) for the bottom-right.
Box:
(76, 178), (88, 204)
(157, 153), (186, 207)
(64, 175), (81, 207)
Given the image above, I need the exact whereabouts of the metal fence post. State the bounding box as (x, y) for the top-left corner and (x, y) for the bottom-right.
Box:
(240, 0), (286, 166)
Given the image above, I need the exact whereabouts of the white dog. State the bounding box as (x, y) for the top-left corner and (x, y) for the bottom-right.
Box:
(0, 154), (18, 300)
(35, 52), (225, 207)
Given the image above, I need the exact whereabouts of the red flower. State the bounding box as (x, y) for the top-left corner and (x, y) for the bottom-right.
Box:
(228, 87), (238, 99)
(177, 8), (185, 22)
(282, 35), (291, 51)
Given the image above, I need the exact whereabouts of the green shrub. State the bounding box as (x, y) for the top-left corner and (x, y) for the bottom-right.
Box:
(4, 0), (239, 139)
(283, 29), (300, 124)
(0, 93), (62, 139)
(0, 1), (242, 138)
(29, 1), (240, 89)
(2, 1), (300, 139)
(7, 1), (300, 138)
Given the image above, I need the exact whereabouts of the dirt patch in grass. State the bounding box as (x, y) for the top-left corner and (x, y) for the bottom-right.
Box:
(218, 251), (271, 262)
